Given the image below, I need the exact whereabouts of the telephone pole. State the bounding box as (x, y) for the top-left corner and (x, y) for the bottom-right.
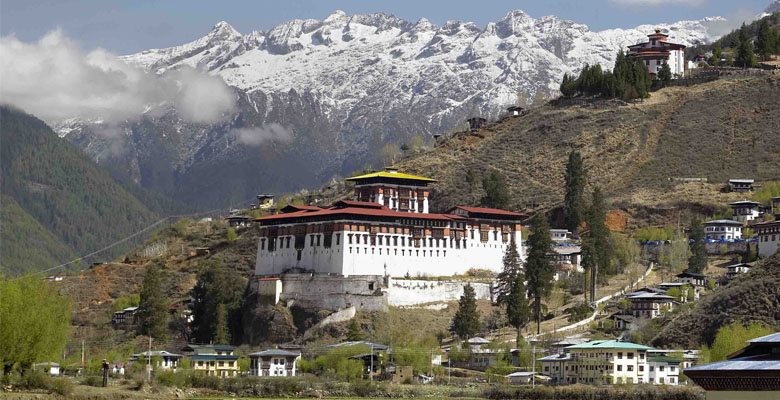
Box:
(147, 336), (152, 382)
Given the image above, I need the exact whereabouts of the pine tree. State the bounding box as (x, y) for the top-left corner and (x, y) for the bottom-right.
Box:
(191, 260), (247, 344)
(756, 20), (774, 61)
(585, 187), (611, 301)
(658, 61), (672, 85)
(710, 42), (723, 66)
(214, 303), (230, 345)
(450, 284), (481, 339)
(506, 274), (530, 336)
(580, 234), (596, 302)
(136, 265), (169, 340)
(495, 237), (522, 305)
(564, 150), (586, 233)
(524, 214), (554, 334)
(346, 318), (365, 341)
(688, 217), (707, 274)
(736, 23), (757, 68)
(481, 171), (510, 209)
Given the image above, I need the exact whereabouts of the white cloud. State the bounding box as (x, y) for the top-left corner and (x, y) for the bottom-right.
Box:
(0, 29), (235, 125)
(231, 124), (294, 146)
(610, 0), (707, 6)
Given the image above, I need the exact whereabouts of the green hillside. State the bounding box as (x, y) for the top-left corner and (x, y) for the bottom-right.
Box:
(0, 195), (76, 275)
(0, 106), (165, 275)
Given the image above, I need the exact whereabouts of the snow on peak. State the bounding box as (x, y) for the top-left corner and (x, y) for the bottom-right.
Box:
(766, 0), (780, 14)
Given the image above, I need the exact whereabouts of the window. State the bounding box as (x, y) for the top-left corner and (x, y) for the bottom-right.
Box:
(261, 238), (266, 250)
(617, 352), (623, 359)
(336, 234), (340, 245)
(660, 366), (665, 372)
(639, 365), (644, 372)
(628, 352), (634, 359)
(617, 365), (622, 371)
(627, 365), (633, 372)
(310, 236), (315, 246)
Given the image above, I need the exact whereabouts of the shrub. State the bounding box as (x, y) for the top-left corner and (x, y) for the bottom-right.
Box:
(81, 375), (103, 387)
(49, 378), (74, 396)
(350, 380), (387, 397)
(155, 369), (188, 387)
(188, 373), (221, 390)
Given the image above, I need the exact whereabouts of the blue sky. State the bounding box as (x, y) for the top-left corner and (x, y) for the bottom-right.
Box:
(0, 0), (771, 54)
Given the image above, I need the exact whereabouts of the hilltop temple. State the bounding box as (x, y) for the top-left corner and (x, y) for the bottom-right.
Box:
(253, 168), (526, 279)
(627, 29), (686, 77)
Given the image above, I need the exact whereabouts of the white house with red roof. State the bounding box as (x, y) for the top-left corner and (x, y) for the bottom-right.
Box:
(253, 169), (526, 279)
(627, 29), (686, 77)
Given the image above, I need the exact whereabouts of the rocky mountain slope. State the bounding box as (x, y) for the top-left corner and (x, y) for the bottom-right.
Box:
(396, 74), (780, 216)
(59, 10), (725, 209)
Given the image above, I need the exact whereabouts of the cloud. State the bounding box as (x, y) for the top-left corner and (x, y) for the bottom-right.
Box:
(701, 8), (756, 38)
(610, 0), (707, 6)
(231, 124), (294, 146)
(0, 29), (235, 125)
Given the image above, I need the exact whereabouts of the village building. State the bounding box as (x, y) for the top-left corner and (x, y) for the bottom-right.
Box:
(252, 169), (526, 310)
(703, 219), (743, 240)
(553, 245), (581, 268)
(609, 313), (637, 331)
(111, 307), (138, 326)
(130, 350), (183, 370)
(771, 196), (780, 215)
(685, 332), (780, 399)
(227, 215), (252, 229)
(540, 352), (574, 384)
(754, 219), (780, 258)
(505, 371), (547, 385)
(33, 362), (60, 376)
(451, 337), (501, 371)
(182, 345), (240, 377)
(467, 117), (487, 131)
(728, 179), (755, 192)
(646, 353), (681, 385)
(506, 106), (525, 117)
(676, 270), (707, 288)
(566, 340), (653, 385)
(729, 200), (763, 222)
(550, 229), (572, 241)
(248, 349), (301, 377)
(256, 194), (275, 210)
(327, 341), (388, 377)
(627, 292), (675, 319)
(725, 262), (753, 280)
(627, 30), (686, 77)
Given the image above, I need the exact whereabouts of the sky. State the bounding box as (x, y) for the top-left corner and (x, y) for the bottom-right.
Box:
(0, 0), (771, 55)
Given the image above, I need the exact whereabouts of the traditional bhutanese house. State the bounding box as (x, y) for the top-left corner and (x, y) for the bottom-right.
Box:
(728, 179), (755, 192)
(627, 29), (686, 77)
(754, 219), (780, 258)
(729, 200), (763, 222)
(130, 350), (183, 370)
(550, 229), (572, 241)
(627, 292), (675, 319)
(646, 352), (682, 385)
(112, 307), (138, 326)
(725, 262), (753, 280)
(685, 332), (780, 399)
(693, 54), (709, 65)
(506, 106), (525, 117)
(253, 170), (526, 278)
(609, 313), (637, 331)
(182, 345), (240, 377)
(704, 219), (743, 240)
(248, 349), (301, 377)
(256, 194), (275, 210)
(771, 196), (780, 215)
(539, 353), (573, 384)
(676, 270), (707, 288)
(227, 215), (251, 228)
(467, 117), (487, 131)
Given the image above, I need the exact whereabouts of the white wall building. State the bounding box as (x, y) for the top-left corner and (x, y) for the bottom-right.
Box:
(249, 349), (301, 377)
(628, 30), (686, 77)
(647, 353), (682, 385)
(703, 219), (743, 240)
(254, 171), (526, 279)
(754, 220), (780, 258)
(550, 229), (572, 241)
(130, 350), (183, 370)
(729, 200), (763, 222)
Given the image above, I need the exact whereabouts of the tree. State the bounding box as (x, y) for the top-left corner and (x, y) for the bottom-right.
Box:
(495, 237), (522, 305)
(506, 274), (531, 335)
(226, 227), (237, 241)
(584, 187), (612, 300)
(563, 150), (586, 232)
(688, 217), (707, 274)
(756, 20), (774, 61)
(702, 322), (774, 363)
(710, 42), (722, 66)
(559, 73), (576, 97)
(214, 303), (230, 345)
(524, 214), (555, 334)
(346, 318), (365, 341)
(409, 135), (425, 151)
(136, 265), (169, 340)
(191, 260), (247, 344)
(0, 276), (72, 374)
(450, 284), (481, 339)
(379, 143), (400, 167)
(465, 169), (477, 193)
(735, 23), (757, 68)
(481, 171), (510, 209)
(658, 61), (672, 85)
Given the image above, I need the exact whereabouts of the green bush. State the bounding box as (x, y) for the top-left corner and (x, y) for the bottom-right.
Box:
(49, 378), (74, 396)
(154, 369), (188, 387)
(17, 370), (50, 390)
(350, 380), (387, 397)
(188, 373), (221, 390)
(81, 375), (103, 387)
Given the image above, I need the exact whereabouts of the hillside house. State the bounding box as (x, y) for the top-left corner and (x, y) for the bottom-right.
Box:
(182, 345), (240, 377)
(540, 353), (574, 384)
(550, 229), (572, 241)
(130, 350), (183, 370)
(754, 219), (780, 258)
(646, 353), (681, 385)
(685, 332), (780, 398)
(728, 179), (755, 192)
(610, 314), (637, 331)
(467, 117), (487, 131)
(725, 262), (752, 279)
(729, 200), (763, 222)
(657, 282), (697, 301)
(112, 307), (138, 326)
(248, 349), (301, 377)
(704, 219), (743, 240)
(772, 196), (780, 215)
(627, 292), (675, 319)
(227, 215), (252, 228)
(676, 270), (707, 288)
(567, 340), (653, 385)
(627, 30), (686, 77)
(33, 362), (60, 376)
(257, 194), (275, 210)
(506, 106), (524, 117)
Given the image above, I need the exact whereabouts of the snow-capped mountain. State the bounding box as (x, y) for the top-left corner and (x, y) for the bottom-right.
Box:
(766, 0), (780, 14)
(62, 10), (725, 209)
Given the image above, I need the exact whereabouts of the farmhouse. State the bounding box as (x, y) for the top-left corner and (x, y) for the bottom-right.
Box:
(627, 292), (675, 319)
(248, 349), (301, 377)
(703, 219), (743, 240)
(729, 200), (763, 222)
(728, 179), (755, 192)
(725, 262), (752, 279)
(182, 345), (240, 377)
(111, 307), (138, 326)
(130, 350), (183, 370)
(676, 270), (707, 288)
(754, 219), (780, 258)
(627, 30), (686, 77)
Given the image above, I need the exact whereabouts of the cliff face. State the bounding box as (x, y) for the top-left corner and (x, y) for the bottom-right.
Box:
(651, 253), (780, 349)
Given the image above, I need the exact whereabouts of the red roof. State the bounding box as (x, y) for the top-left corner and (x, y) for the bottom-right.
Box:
(330, 200), (385, 209)
(451, 206), (527, 217)
(281, 204), (323, 212)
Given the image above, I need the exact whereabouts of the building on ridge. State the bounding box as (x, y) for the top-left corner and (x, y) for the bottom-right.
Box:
(703, 219), (743, 240)
(754, 219), (780, 258)
(627, 29), (686, 77)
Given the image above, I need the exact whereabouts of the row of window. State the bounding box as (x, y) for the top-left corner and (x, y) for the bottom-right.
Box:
(760, 234), (778, 242)
(195, 360), (235, 368)
(349, 247), (448, 258)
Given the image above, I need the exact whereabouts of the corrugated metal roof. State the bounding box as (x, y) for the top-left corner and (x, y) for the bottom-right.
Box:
(566, 340), (652, 350)
(747, 332), (780, 343)
(685, 354), (780, 371)
(248, 349), (300, 357)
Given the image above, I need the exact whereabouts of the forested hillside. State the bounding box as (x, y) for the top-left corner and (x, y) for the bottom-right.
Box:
(0, 106), (180, 275)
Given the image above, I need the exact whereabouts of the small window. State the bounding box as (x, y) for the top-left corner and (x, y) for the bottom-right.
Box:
(369, 282), (374, 290)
